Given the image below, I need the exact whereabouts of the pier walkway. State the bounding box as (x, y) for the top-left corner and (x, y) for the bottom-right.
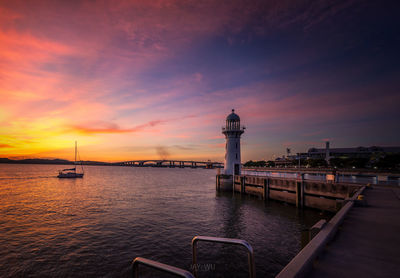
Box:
(308, 186), (400, 277)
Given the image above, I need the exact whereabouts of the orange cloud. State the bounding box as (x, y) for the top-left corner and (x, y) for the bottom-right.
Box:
(0, 144), (15, 149)
(67, 120), (168, 135)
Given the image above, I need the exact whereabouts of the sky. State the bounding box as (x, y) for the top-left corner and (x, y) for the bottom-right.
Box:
(0, 0), (399, 162)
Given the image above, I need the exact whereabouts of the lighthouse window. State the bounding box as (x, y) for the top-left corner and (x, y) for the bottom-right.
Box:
(236, 153), (238, 159)
(236, 143), (238, 149)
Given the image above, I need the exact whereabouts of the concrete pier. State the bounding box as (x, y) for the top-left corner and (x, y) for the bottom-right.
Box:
(216, 174), (361, 211)
(276, 185), (400, 278)
(307, 186), (400, 277)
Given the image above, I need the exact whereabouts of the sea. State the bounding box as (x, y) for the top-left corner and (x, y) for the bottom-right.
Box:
(0, 164), (326, 277)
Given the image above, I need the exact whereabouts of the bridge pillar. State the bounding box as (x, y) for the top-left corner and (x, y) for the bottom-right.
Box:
(296, 174), (305, 208)
(264, 178), (270, 200)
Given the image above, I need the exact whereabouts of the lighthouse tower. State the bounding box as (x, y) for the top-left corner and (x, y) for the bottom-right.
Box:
(222, 109), (245, 175)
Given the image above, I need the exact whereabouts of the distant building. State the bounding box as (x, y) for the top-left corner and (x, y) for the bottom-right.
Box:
(273, 142), (400, 167)
(298, 142), (400, 160)
(274, 156), (293, 167)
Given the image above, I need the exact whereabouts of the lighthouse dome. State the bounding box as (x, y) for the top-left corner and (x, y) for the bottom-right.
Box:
(226, 109), (240, 121)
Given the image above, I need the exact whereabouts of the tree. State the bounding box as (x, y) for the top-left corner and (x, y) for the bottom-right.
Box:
(372, 154), (400, 169)
(243, 160), (267, 167)
(243, 160), (254, 167)
(266, 160), (276, 167)
(330, 157), (371, 169)
(307, 158), (328, 168)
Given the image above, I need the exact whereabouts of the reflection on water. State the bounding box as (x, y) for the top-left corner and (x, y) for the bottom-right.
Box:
(0, 164), (325, 277)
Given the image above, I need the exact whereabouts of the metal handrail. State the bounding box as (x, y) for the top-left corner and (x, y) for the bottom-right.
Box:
(191, 236), (256, 278)
(132, 257), (194, 278)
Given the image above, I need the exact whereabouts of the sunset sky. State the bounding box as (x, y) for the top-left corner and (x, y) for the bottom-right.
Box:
(1, 0), (399, 162)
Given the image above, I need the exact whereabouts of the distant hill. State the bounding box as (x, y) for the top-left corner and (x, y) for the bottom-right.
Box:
(0, 158), (113, 165)
(0, 158), (73, 165)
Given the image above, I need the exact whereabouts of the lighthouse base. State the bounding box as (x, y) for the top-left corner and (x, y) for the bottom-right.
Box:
(216, 174), (234, 191)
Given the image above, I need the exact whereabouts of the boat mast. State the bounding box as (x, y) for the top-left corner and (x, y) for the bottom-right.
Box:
(75, 141), (77, 172)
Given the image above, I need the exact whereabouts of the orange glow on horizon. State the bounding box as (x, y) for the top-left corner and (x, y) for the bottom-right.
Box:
(1, 1), (398, 162)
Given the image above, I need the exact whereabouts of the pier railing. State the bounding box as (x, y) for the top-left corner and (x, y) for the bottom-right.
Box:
(132, 257), (194, 278)
(275, 185), (366, 278)
(191, 236), (255, 278)
(132, 236), (255, 278)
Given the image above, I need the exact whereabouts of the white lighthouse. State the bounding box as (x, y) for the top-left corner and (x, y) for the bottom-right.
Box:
(222, 109), (245, 175)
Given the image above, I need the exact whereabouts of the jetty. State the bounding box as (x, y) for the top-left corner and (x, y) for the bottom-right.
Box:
(307, 186), (400, 277)
(216, 174), (361, 211)
(216, 174), (400, 277)
(243, 167), (400, 182)
(277, 185), (400, 278)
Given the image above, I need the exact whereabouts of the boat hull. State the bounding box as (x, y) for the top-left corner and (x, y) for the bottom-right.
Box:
(57, 173), (84, 178)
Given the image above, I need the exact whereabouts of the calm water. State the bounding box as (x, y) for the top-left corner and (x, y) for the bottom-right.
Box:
(0, 164), (325, 277)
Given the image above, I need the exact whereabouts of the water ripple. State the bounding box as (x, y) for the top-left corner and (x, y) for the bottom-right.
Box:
(0, 164), (326, 277)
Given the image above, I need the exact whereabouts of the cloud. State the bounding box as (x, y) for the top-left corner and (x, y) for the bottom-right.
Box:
(67, 120), (168, 135)
(171, 144), (199, 150)
(208, 143), (225, 149)
(1, 0), (398, 161)
(281, 141), (325, 148)
(0, 144), (15, 149)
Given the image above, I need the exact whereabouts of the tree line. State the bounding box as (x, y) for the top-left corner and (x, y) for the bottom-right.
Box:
(244, 153), (400, 170)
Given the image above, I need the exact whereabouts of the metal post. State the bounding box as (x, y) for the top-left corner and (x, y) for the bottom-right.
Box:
(191, 236), (255, 278)
(132, 257), (194, 278)
(300, 174), (304, 208)
(263, 178), (266, 200)
(296, 181), (301, 208)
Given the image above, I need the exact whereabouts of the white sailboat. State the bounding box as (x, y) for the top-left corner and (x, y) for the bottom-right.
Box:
(57, 141), (84, 178)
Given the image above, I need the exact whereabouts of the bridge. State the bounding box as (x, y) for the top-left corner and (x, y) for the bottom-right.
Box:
(118, 160), (223, 169)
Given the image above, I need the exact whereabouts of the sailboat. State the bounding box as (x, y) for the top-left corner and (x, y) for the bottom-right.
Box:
(57, 141), (84, 178)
